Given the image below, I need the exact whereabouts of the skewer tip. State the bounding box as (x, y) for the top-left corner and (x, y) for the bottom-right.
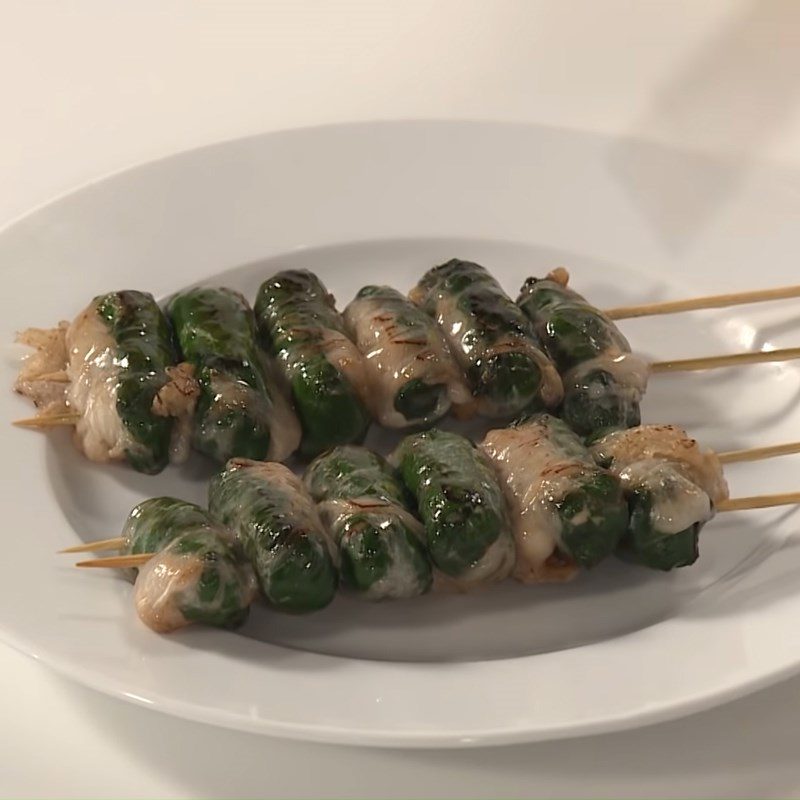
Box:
(13, 413), (79, 429)
(75, 553), (154, 569)
(59, 537), (126, 554)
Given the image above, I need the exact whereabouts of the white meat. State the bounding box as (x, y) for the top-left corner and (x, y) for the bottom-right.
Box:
(343, 294), (472, 427)
(482, 422), (583, 583)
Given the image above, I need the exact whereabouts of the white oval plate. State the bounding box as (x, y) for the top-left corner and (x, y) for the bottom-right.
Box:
(2, 121), (800, 748)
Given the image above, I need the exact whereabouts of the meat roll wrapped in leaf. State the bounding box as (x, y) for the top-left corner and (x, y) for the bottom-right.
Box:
(16, 291), (198, 473)
(209, 458), (338, 612)
(392, 429), (515, 588)
(305, 445), (432, 600)
(343, 285), (471, 428)
(410, 259), (563, 418)
(121, 497), (256, 633)
(168, 287), (300, 463)
(517, 269), (648, 438)
(255, 270), (371, 457)
(591, 425), (729, 570)
(482, 413), (628, 582)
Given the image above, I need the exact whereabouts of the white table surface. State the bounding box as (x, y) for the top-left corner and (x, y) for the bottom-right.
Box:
(4, 2), (800, 797)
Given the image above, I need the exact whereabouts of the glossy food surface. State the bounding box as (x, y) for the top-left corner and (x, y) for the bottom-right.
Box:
(209, 458), (338, 612)
(255, 270), (370, 457)
(168, 287), (300, 463)
(343, 285), (471, 428)
(306, 446), (431, 599)
(517, 272), (648, 438)
(411, 259), (563, 418)
(393, 429), (515, 586)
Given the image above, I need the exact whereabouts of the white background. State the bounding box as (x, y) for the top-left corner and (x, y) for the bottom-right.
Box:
(3, 1), (800, 797)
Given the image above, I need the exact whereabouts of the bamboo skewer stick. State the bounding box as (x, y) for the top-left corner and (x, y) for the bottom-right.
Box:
(76, 554), (153, 569)
(719, 441), (800, 465)
(60, 537), (126, 554)
(13, 412), (80, 428)
(74, 487), (800, 568)
(68, 434), (800, 569)
(651, 347), (800, 374)
(605, 284), (800, 320)
(34, 371), (70, 383)
(16, 347), (800, 430)
(56, 430), (800, 556)
(717, 492), (800, 513)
